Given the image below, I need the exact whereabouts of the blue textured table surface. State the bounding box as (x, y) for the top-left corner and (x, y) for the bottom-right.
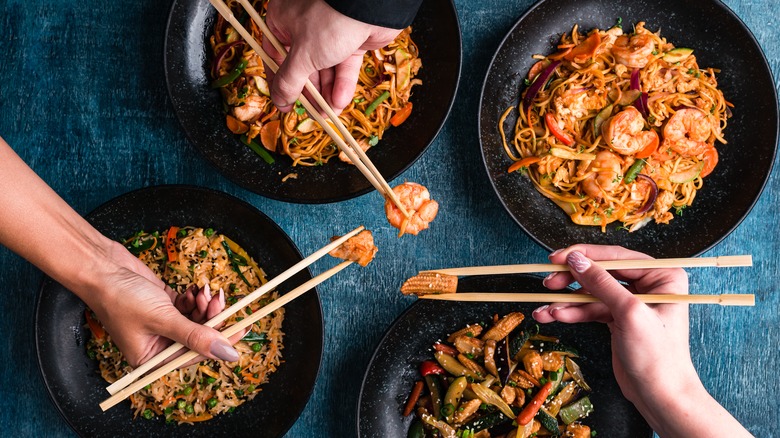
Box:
(0, 0), (778, 436)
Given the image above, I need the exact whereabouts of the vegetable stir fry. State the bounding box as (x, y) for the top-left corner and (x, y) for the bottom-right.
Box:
(404, 311), (594, 437)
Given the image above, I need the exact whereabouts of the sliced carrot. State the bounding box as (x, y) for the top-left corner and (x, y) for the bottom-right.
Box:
(166, 227), (179, 262)
(185, 413), (214, 422)
(432, 342), (459, 356)
(517, 381), (553, 425)
(547, 47), (572, 61)
(226, 114), (249, 134)
(634, 130), (660, 159)
(508, 156), (542, 173)
(564, 32), (602, 62)
(161, 395), (177, 408)
(527, 60), (549, 81)
(242, 369), (262, 384)
(260, 120), (280, 152)
(84, 309), (105, 340)
(544, 113), (574, 146)
(390, 102), (413, 127)
(402, 380), (424, 417)
(700, 146), (719, 177)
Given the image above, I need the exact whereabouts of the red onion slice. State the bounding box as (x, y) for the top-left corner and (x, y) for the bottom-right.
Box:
(523, 60), (561, 110)
(630, 68), (650, 117)
(635, 174), (658, 214)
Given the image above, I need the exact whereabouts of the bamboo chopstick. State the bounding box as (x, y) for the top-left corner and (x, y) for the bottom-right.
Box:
(100, 260), (353, 411)
(106, 225), (364, 395)
(420, 255), (752, 276)
(210, 0), (411, 218)
(419, 292), (755, 306)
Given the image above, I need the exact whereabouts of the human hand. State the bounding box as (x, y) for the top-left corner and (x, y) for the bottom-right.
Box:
(532, 245), (751, 436)
(83, 240), (241, 367)
(263, 0), (400, 114)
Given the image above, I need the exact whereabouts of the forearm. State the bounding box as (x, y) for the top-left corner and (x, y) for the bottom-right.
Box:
(639, 378), (753, 438)
(0, 137), (111, 298)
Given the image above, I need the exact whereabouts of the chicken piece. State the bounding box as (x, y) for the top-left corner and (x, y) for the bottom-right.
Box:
(328, 230), (378, 267)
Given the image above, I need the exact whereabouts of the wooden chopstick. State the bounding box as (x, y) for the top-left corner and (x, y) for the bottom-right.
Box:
(210, 0), (411, 219)
(105, 225), (364, 395)
(420, 255), (752, 276)
(419, 292), (755, 306)
(100, 260), (353, 411)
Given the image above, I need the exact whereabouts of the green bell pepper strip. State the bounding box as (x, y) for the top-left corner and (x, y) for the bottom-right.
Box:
(364, 91), (391, 116)
(211, 58), (248, 88)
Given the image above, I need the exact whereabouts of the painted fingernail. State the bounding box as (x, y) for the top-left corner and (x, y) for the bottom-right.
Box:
(210, 339), (239, 362)
(218, 289), (225, 308)
(543, 272), (557, 284)
(203, 284), (212, 303)
(567, 251), (591, 273)
(549, 249), (563, 258)
(533, 305), (549, 314)
(550, 306), (567, 313)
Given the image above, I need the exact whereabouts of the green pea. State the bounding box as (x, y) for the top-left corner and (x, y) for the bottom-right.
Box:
(207, 398), (218, 408)
(142, 409), (153, 420)
(251, 343), (261, 352)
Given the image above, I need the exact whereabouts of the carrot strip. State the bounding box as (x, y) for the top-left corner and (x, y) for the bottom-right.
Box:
(517, 381), (553, 425)
(403, 380), (425, 416)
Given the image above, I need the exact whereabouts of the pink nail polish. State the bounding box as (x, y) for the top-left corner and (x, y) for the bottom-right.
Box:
(544, 272), (557, 283)
(533, 305), (549, 314)
(567, 251), (591, 273)
(218, 289), (225, 308)
(210, 339), (239, 362)
(549, 249), (563, 258)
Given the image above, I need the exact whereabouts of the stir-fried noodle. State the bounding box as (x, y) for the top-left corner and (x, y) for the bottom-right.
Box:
(210, 0), (423, 166)
(502, 21), (731, 232)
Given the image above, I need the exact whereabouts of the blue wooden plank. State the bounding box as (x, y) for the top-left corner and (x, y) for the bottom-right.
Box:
(0, 0), (777, 436)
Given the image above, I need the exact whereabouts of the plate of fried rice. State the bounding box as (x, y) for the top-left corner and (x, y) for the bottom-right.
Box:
(35, 185), (323, 437)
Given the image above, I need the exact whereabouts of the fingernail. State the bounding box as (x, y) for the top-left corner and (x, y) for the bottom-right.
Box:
(218, 289), (225, 307)
(204, 284), (212, 303)
(533, 305), (549, 314)
(567, 251), (591, 273)
(549, 249), (563, 259)
(210, 339), (239, 362)
(543, 272), (557, 284)
(551, 306), (567, 313)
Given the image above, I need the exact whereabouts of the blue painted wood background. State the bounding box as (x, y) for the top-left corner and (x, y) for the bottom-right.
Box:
(0, 0), (777, 436)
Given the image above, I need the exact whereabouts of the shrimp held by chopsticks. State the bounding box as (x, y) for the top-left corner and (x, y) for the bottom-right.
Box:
(385, 182), (439, 237)
(328, 230), (378, 267)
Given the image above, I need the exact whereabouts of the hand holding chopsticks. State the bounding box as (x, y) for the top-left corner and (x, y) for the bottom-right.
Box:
(101, 225), (367, 410)
(209, 0), (411, 218)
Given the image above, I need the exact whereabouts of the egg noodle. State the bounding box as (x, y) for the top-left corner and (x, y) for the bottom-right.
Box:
(210, 0), (423, 166)
(86, 227), (283, 424)
(501, 21), (731, 232)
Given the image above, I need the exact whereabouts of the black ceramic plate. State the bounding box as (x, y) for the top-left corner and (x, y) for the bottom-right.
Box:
(357, 274), (652, 437)
(479, 0), (778, 257)
(34, 186), (323, 437)
(165, 0), (461, 203)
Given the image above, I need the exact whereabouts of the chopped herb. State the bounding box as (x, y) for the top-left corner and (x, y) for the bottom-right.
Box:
(652, 50), (658, 55)
(87, 350), (96, 360)
(524, 78), (532, 86)
(234, 389), (244, 397)
(540, 377), (548, 385)
(612, 174), (623, 184)
(315, 160), (324, 166)
(365, 66), (374, 75)
(647, 115), (656, 124)
(466, 332), (474, 337)
(164, 406), (174, 415)
(228, 407), (236, 413)
(353, 97), (366, 104)
(368, 135), (379, 146)
(616, 224), (630, 231)
(199, 250), (208, 258)
(675, 205), (687, 216)
(237, 86), (249, 99)
(591, 431), (597, 436)
(289, 137), (299, 145)
(687, 68), (696, 75)
(227, 296), (238, 305)
(233, 366), (242, 374)
(236, 316), (244, 321)
(206, 376), (217, 384)
(466, 353), (474, 359)
(229, 283), (237, 292)
(177, 228), (188, 237)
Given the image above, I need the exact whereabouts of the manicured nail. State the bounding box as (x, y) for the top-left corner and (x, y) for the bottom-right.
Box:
(567, 251), (591, 273)
(533, 305), (549, 314)
(203, 284), (212, 303)
(549, 249), (563, 259)
(210, 339), (239, 362)
(543, 272), (557, 284)
(218, 289), (225, 308)
(550, 306), (567, 313)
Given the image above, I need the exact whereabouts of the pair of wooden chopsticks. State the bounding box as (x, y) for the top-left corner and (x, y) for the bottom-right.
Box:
(100, 226), (365, 411)
(418, 255), (755, 306)
(209, 0), (411, 219)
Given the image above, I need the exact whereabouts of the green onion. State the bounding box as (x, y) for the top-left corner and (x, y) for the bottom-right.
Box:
(211, 59), (248, 88)
(234, 389), (244, 397)
(368, 135), (379, 146)
(233, 366), (242, 374)
(364, 91), (390, 116)
(164, 407), (174, 415)
(204, 228), (215, 237)
(178, 228), (188, 237)
(142, 409), (154, 420)
(206, 376), (216, 384)
(199, 250), (208, 258)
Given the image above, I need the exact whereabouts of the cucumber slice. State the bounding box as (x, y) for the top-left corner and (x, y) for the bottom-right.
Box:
(669, 161), (704, 183)
(663, 48), (694, 63)
(537, 409), (561, 436)
(253, 76), (270, 96)
(296, 118), (318, 133)
(593, 104), (614, 134)
(559, 396), (594, 425)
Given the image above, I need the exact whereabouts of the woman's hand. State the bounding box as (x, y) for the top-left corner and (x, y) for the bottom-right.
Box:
(533, 244), (751, 437)
(263, 0), (400, 114)
(84, 240), (241, 367)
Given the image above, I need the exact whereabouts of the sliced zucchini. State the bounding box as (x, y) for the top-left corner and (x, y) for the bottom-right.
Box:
(663, 47), (694, 63)
(253, 76), (270, 96)
(669, 161), (704, 183)
(559, 396), (594, 425)
(593, 104), (614, 134)
(537, 409), (561, 436)
(550, 148), (596, 161)
(296, 118), (318, 133)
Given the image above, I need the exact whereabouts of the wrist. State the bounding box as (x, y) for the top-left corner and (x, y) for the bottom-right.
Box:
(68, 232), (121, 308)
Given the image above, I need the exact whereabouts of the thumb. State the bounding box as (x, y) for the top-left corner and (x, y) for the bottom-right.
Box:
(565, 250), (640, 315)
(160, 311), (239, 362)
(330, 52), (364, 113)
(270, 45), (315, 112)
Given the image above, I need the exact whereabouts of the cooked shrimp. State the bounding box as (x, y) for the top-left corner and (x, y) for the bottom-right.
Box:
(661, 107), (712, 157)
(328, 230), (378, 267)
(384, 182), (439, 237)
(233, 94), (266, 122)
(611, 34), (655, 68)
(581, 151), (623, 199)
(601, 107), (659, 155)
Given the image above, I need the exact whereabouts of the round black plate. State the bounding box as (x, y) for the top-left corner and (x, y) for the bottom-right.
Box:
(357, 274), (652, 437)
(479, 0), (778, 257)
(165, 0), (461, 203)
(35, 185), (323, 437)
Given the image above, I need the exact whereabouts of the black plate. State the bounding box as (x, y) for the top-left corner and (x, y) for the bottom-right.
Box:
(165, 0), (461, 203)
(357, 274), (652, 437)
(479, 0), (778, 257)
(34, 185), (323, 437)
